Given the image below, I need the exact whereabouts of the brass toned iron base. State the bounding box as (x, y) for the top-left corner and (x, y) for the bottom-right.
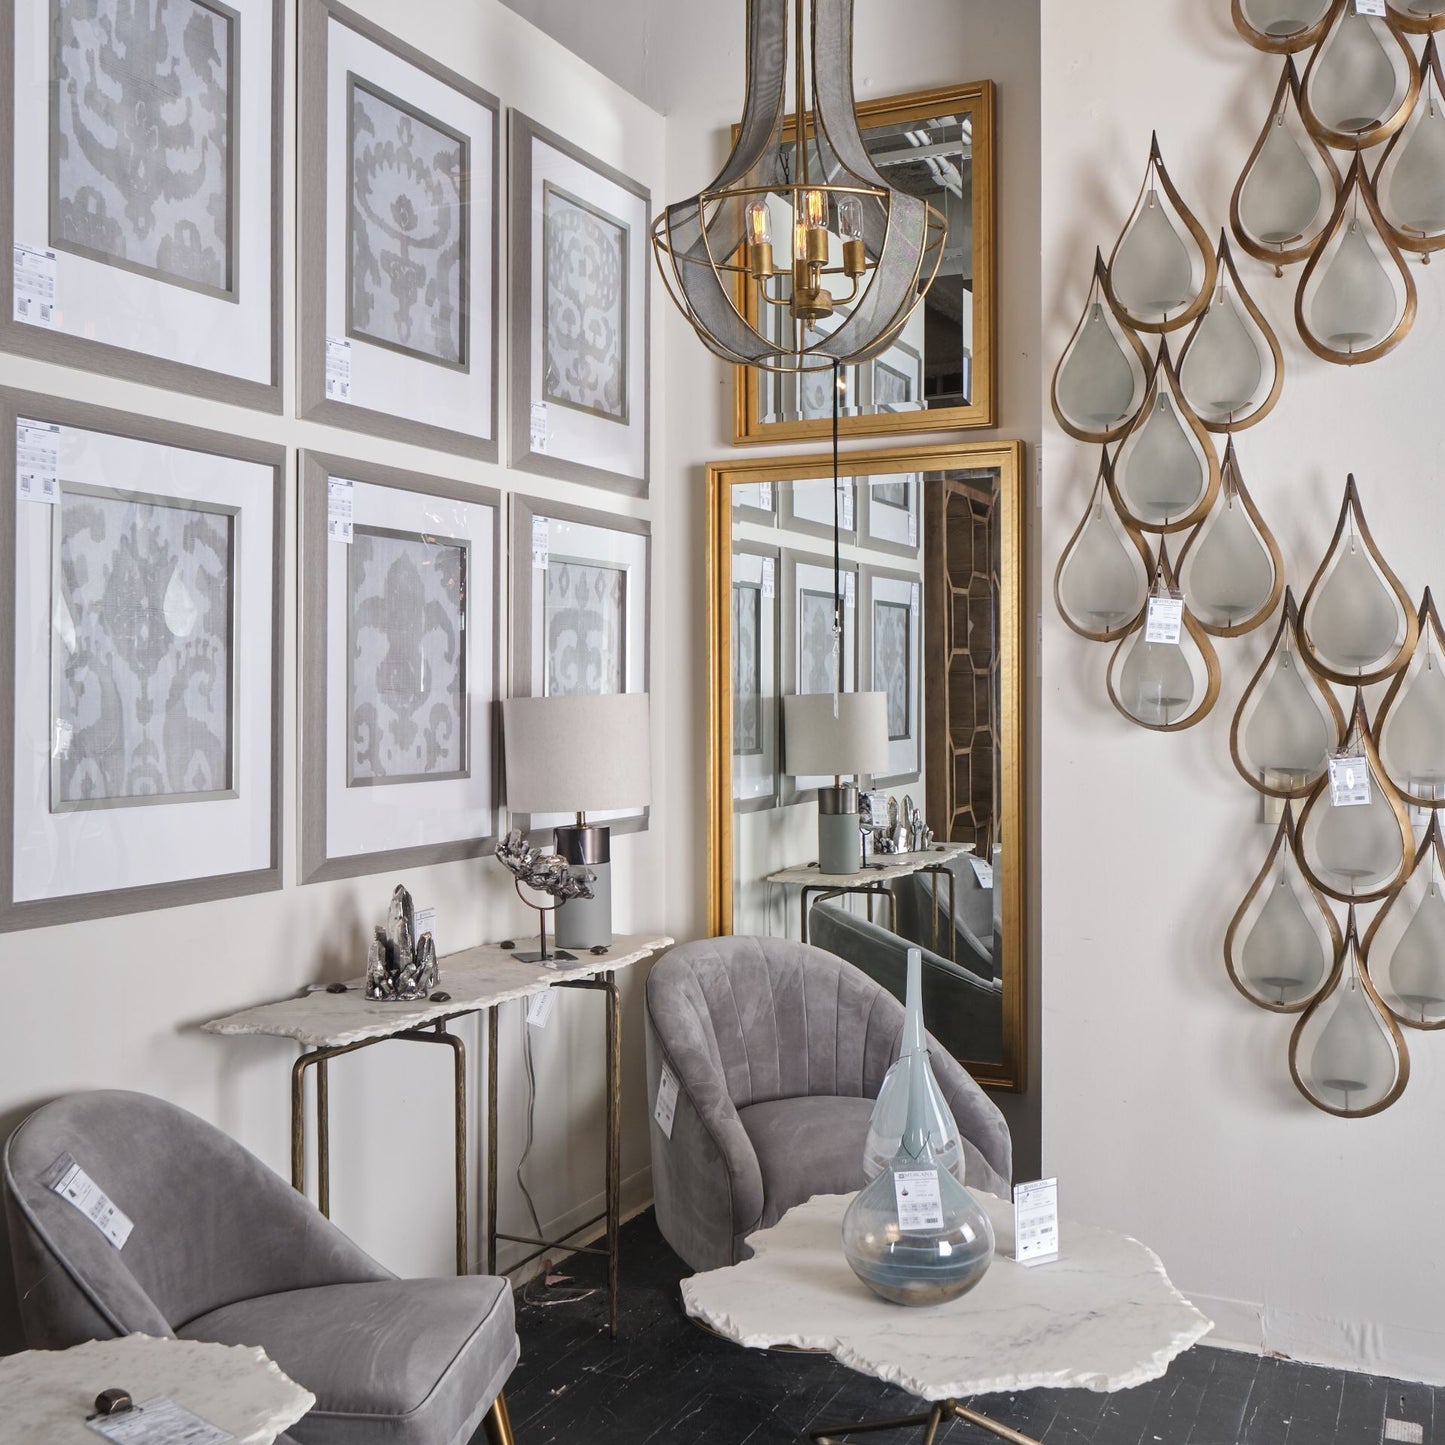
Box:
(810, 1398), (1041, 1445)
(482, 1392), (516, 1445)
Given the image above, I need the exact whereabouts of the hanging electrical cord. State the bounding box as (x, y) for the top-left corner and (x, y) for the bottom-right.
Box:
(832, 357), (843, 719)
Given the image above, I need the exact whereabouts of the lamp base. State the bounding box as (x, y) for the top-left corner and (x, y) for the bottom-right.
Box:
(516, 950), (578, 966)
(818, 784), (862, 876)
(554, 824), (613, 950)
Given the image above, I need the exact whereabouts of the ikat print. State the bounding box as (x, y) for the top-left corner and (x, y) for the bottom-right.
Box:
(874, 599), (912, 740)
(53, 488), (234, 808)
(542, 184), (628, 421)
(52, 0), (235, 295)
(733, 582), (761, 755)
(348, 527), (468, 785)
(800, 588), (838, 695)
(545, 558), (625, 696)
(349, 80), (467, 368)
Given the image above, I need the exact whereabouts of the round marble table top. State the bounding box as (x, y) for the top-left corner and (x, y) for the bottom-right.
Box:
(0, 1335), (315, 1444)
(682, 1191), (1213, 1403)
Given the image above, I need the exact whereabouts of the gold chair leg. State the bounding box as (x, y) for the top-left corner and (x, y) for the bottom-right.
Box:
(483, 1392), (516, 1445)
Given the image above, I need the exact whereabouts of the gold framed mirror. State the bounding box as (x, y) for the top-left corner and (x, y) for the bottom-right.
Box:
(732, 82), (997, 444)
(706, 441), (1026, 1091)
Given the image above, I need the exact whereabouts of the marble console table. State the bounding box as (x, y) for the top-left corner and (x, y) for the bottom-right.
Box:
(0, 1336), (314, 1444)
(766, 843), (969, 953)
(205, 934), (673, 1338)
(683, 1191), (1213, 1444)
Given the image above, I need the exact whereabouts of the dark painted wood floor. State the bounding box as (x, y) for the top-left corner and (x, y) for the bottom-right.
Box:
(500, 1211), (1441, 1445)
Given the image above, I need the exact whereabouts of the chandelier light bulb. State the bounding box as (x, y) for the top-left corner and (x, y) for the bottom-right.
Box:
(837, 195), (865, 241)
(802, 187), (828, 231)
(746, 200), (773, 248)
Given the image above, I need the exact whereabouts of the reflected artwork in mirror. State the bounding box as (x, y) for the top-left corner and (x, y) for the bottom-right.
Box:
(734, 84), (996, 442)
(708, 442), (1026, 1091)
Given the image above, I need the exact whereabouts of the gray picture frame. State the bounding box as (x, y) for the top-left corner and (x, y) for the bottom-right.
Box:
(780, 475), (858, 545)
(509, 493), (651, 839)
(731, 541), (780, 816)
(299, 449), (502, 885)
(0, 388), (284, 932)
(0, 0), (285, 412)
(860, 562), (923, 789)
(298, 0), (500, 459)
(858, 471), (923, 559)
(509, 110), (651, 497)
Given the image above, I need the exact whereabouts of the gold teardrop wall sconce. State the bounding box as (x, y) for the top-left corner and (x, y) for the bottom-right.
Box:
(1362, 814), (1445, 1031)
(1386, 0), (1445, 36)
(1231, 588), (1346, 797)
(1105, 542), (1222, 733)
(1232, 57), (1343, 273)
(1051, 248), (1153, 443)
(1301, 4), (1420, 150)
(1054, 451), (1154, 642)
(1376, 589), (1445, 805)
(1298, 475), (1418, 684)
(1233, 0), (1335, 52)
(1110, 341), (1222, 534)
(1105, 134), (1218, 333)
(1296, 691), (1414, 904)
(1226, 802), (1343, 1012)
(1375, 36), (1445, 258)
(1175, 439), (1284, 636)
(1296, 157), (1418, 365)
(1179, 234), (1286, 431)
(1289, 906), (1410, 1117)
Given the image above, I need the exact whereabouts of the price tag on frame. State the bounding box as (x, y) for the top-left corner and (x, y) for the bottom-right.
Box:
(1144, 595), (1184, 645)
(1329, 753), (1372, 807)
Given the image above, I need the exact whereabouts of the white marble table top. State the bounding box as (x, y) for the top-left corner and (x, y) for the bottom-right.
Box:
(204, 934), (674, 1049)
(683, 1192), (1213, 1402)
(767, 843), (969, 889)
(0, 1335), (314, 1444)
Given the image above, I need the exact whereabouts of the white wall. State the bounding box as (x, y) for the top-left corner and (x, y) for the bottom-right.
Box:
(0, 0), (681, 1353)
(1040, 0), (1445, 1385)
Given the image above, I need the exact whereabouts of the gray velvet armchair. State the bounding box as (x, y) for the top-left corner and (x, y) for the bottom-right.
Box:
(2, 1091), (518, 1445)
(644, 936), (1011, 1273)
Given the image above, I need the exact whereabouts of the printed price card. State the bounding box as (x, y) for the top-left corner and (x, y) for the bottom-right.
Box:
(837, 482), (854, 530)
(326, 479), (354, 544)
(761, 557), (775, 600)
(325, 337), (352, 402)
(894, 1168), (944, 1232)
(967, 854), (994, 887)
(532, 515), (550, 570)
(86, 1398), (233, 1445)
(530, 401), (548, 452)
(16, 418), (60, 503)
(1354, 0), (1386, 14)
(654, 1065), (679, 1139)
(908, 513), (918, 547)
(13, 243), (57, 327)
(1329, 753), (1372, 807)
(44, 1153), (132, 1250)
(757, 482), (773, 510)
(844, 572), (855, 610)
(526, 989), (557, 1030)
(414, 907), (436, 954)
(1144, 595), (1184, 645)
(1013, 1177), (1059, 1265)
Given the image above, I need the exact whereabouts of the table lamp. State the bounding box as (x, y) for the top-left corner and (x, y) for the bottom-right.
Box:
(501, 693), (652, 951)
(783, 692), (890, 876)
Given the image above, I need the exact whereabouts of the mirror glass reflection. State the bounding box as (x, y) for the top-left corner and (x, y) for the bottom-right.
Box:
(721, 453), (1023, 1087)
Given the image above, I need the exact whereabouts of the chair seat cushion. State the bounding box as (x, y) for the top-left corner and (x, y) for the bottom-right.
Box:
(739, 1095), (873, 1231)
(178, 1277), (517, 1445)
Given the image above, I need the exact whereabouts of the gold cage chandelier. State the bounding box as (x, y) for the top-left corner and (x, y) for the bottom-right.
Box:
(652, 0), (948, 374)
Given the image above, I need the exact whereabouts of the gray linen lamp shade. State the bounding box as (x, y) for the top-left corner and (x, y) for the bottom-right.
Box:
(783, 692), (891, 778)
(501, 694), (652, 814)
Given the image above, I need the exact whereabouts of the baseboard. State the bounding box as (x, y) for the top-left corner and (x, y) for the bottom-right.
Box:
(494, 1166), (653, 1287)
(1189, 1292), (1445, 1387)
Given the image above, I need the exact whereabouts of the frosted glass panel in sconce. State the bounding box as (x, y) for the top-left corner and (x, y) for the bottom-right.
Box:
(1180, 292), (1262, 419)
(1121, 396), (1201, 522)
(1387, 886), (1445, 1023)
(1386, 97), (1445, 235)
(1055, 482), (1150, 640)
(1381, 658), (1445, 792)
(1243, 120), (1322, 243)
(1241, 875), (1333, 1006)
(1308, 541), (1401, 669)
(1183, 495), (1274, 627)
(1309, 222), (1399, 353)
(1290, 912), (1409, 1117)
(1312, 781), (1403, 893)
(1111, 194), (1195, 319)
(1242, 0), (1331, 38)
(1056, 305), (1138, 431)
(1308, 13), (1402, 134)
(1117, 631), (1195, 727)
(1246, 654), (1335, 777)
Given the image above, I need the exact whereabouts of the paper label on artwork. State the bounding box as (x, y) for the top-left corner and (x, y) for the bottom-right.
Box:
(908, 513), (918, 547)
(844, 572), (855, 610)
(1013, 1177), (1060, 1264)
(532, 515), (550, 570)
(1354, 0), (1385, 14)
(1144, 596), (1184, 645)
(85, 1397), (233, 1445)
(654, 1065), (679, 1138)
(761, 557), (775, 600)
(13, 243), (58, 327)
(326, 479), (354, 543)
(414, 906), (436, 954)
(526, 989), (557, 1029)
(910, 582), (921, 613)
(44, 1152), (133, 1249)
(1329, 753), (1372, 807)
(530, 401), (549, 453)
(893, 1168), (944, 1232)
(325, 337), (353, 402)
(16, 419), (60, 504)
(837, 481), (854, 530)
(758, 482), (773, 510)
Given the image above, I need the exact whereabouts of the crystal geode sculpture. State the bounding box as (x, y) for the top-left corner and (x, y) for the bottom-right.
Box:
(365, 884), (440, 1001)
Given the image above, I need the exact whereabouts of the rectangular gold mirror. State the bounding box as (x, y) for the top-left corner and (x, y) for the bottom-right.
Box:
(707, 442), (1026, 1091)
(732, 82), (997, 444)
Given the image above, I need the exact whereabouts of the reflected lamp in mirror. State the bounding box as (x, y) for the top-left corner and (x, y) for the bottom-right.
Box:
(501, 693), (652, 950)
(783, 692), (890, 876)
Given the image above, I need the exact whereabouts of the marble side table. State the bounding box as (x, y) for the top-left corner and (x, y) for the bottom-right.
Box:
(0, 1335), (314, 1444)
(682, 1191), (1213, 1445)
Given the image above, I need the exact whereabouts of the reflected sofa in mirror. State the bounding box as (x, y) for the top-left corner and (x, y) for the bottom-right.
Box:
(707, 442), (1025, 1090)
(733, 83), (996, 444)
